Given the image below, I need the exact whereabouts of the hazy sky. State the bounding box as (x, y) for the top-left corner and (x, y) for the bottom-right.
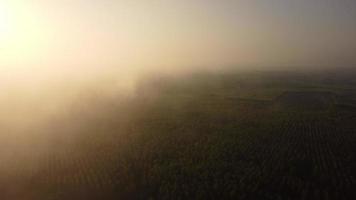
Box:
(0, 0), (356, 75)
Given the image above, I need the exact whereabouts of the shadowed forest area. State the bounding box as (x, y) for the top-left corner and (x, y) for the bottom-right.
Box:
(1, 69), (355, 199)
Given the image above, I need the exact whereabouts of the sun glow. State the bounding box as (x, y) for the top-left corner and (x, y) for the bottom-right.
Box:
(0, 1), (53, 72)
(0, 2), (13, 41)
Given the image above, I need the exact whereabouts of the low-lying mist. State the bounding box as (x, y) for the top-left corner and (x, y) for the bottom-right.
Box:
(0, 64), (347, 139)
(0, 65), (213, 169)
(0, 67), (134, 175)
(0, 64), (240, 132)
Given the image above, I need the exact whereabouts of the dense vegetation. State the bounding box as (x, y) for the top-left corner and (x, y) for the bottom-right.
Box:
(1, 70), (356, 199)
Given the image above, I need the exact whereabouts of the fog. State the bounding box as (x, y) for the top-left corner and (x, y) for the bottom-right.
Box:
(1, 1), (356, 197)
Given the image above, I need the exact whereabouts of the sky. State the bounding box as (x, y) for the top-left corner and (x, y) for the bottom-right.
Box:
(0, 0), (355, 76)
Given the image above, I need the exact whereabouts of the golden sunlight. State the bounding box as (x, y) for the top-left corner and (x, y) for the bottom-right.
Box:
(0, 2), (13, 41)
(0, 1), (51, 71)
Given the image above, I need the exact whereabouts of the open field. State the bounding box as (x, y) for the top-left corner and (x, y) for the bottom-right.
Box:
(1, 70), (356, 199)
